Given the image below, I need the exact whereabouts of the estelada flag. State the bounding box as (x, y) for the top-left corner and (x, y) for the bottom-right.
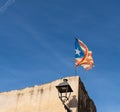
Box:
(75, 38), (94, 70)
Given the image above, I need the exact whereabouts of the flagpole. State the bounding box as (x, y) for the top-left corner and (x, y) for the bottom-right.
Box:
(74, 65), (77, 76)
(74, 36), (77, 76)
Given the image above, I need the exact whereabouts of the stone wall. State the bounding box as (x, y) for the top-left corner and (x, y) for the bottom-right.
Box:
(0, 76), (96, 112)
(78, 78), (96, 112)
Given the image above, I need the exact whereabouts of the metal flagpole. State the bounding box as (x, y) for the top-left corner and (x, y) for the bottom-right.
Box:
(74, 62), (77, 76)
(74, 36), (77, 76)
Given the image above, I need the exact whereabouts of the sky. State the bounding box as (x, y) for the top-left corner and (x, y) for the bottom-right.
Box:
(0, 0), (120, 111)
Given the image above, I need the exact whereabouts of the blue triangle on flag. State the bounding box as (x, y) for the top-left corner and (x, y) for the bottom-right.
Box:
(75, 38), (84, 58)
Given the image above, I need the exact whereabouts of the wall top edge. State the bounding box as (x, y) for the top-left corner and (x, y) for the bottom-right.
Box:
(0, 75), (80, 94)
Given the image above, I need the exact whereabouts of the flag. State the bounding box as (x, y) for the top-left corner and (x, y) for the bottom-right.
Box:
(75, 38), (94, 70)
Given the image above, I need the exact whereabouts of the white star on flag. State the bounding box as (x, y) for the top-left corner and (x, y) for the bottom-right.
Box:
(75, 48), (81, 56)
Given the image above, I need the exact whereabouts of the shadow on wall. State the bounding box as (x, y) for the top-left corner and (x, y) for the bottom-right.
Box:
(67, 95), (78, 108)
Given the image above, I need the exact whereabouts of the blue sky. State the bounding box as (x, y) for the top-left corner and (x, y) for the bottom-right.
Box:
(0, 0), (120, 111)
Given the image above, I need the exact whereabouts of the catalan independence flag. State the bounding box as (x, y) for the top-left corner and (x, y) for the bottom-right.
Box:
(75, 38), (94, 70)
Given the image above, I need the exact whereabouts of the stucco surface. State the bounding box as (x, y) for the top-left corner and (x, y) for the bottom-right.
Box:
(0, 76), (79, 112)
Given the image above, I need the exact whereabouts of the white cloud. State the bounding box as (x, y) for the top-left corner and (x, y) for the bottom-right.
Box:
(0, 0), (15, 13)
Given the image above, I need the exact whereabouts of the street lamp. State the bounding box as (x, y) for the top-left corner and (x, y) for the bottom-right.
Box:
(56, 79), (73, 112)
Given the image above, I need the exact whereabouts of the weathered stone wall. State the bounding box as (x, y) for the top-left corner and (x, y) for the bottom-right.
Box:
(78, 77), (96, 112)
(0, 76), (96, 112)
